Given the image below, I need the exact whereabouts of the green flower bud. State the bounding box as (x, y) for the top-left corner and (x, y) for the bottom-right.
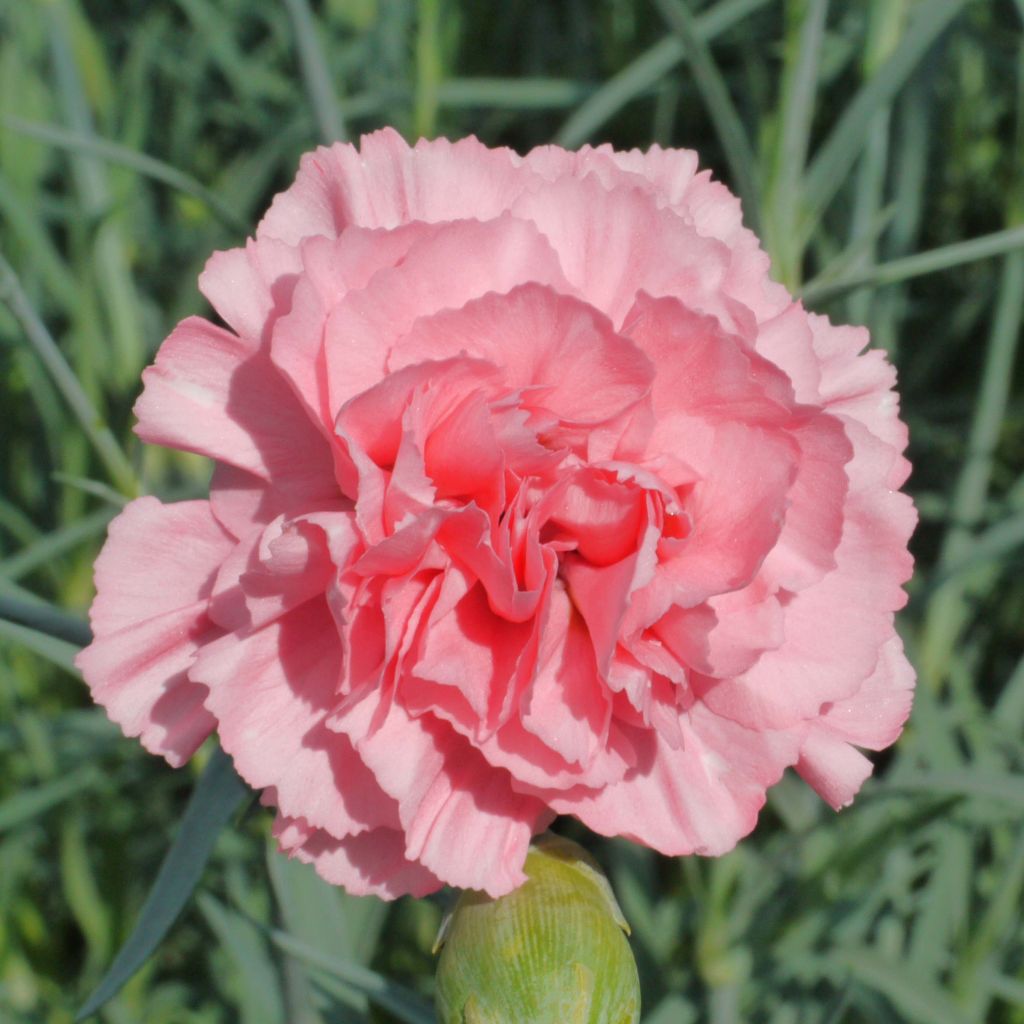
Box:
(434, 834), (640, 1024)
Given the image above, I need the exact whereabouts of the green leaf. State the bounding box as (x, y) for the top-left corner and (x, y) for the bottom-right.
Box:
(880, 772), (1024, 810)
(644, 994), (696, 1024)
(438, 77), (587, 109)
(0, 506), (114, 581)
(0, 246), (138, 497)
(838, 949), (972, 1024)
(198, 893), (285, 1024)
(0, 591), (92, 648)
(800, 0), (969, 232)
(555, 0), (773, 148)
(802, 224), (1024, 303)
(652, 0), (759, 230)
(0, 616), (82, 675)
(267, 929), (435, 1024)
(268, 843), (387, 967)
(3, 116), (247, 233)
(76, 747), (250, 1020)
(0, 768), (100, 833)
(282, 0), (347, 143)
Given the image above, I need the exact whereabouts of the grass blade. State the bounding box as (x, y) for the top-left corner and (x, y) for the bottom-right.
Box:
(0, 617), (82, 675)
(0, 506), (114, 582)
(839, 949), (972, 1024)
(0, 247), (138, 497)
(0, 593), (92, 648)
(555, 0), (773, 148)
(0, 769), (100, 833)
(438, 77), (587, 109)
(198, 893), (285, 1024)
(268, 929), (434, 1024)
(76, 748), (250, 1020)
(801, 224), (1024, 303)
(282, 0), (347, 143)
(3, 116), (247, 233)
(763, 0), (828, 288)
(653, 0), (760, 230)
(801, 0), (969, 232)
(917, 247), (1024, 685)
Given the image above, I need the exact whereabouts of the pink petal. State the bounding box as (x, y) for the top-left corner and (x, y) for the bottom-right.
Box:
(795, 726), (874, 811)
(258, 129), (537, 239)
(655, 576), (785, 679)
(270, 224), (436, 431)
(651, 419), (798, 607)
(818, 633), (915, 751)
(274, 818), (442, 900)
(198, 237), (302, 344)
(76, 498), (233, 766)
(519, 587), (611, 767)
(77, 607), (219, 768)
(330, 692), (550, 896)
(390, 283), (654, 428)
(323, 214), (570, 415)
(209, 511), (359, 633)
(86, 497), (232, 634)
(548, 703), (801, 856)
(623, 292), (794, 424)
(510, 174), (733, 329)
(134, 317), (339, 510)
(412, 573), (533, 726)
(194, 598), (398, 838)
(758, 412), (851, 592)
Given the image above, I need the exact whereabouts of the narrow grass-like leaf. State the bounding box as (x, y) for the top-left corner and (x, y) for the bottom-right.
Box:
(414, 0), (443, 140)
(52, 472), (130, 508)
(268, 929), (434, 1024)
(3, 117), (247, 233)
(801, 225), (1024, 303)
(282, 0), (347, 143)
(880, 772), (1024, 810)
(764, 0), (828, 288)
(0, 593), (91, 648)
(994, 653), (1024, 733)
(47, 7), (144, 385)
(0, 506), (114, 581)
(653, 0), (759, 229)
(438, 77), (587, 109)
(926, 512), (1024, 588)
(76, 748), (250, 1021)
(0, 248), (138, 496)
(644, 993), (697, 1024)
(0, 769), (100, 833)
(801, 0), (969, 231)
(61, 814), (114, 973)
(0, 617), (82, 674)
(198, 893), (285, 1024)
(839, 950), (972, 1024)
(907, 826), (970, 975)
(555, 0), (772, 147)
(917, 247), (1024, 686)
(952, 831), (1024, 1009)
(0, 170), (79, 311)
(268, 844), (387, 967)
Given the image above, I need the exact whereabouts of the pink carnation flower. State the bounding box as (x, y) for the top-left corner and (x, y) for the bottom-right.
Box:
(77, 130), (916, 899)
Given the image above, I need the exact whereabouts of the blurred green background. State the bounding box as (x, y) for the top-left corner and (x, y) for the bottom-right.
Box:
(1, 0), (1022, 1021)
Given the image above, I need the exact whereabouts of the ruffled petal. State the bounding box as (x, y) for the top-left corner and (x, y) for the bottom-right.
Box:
(274, 817), (442, 899)
(76, 498), (233, 766)
(194, 599), (398, 838)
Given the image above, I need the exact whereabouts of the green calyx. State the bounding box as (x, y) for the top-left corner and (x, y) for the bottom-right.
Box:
(434, 834), (640, 1024)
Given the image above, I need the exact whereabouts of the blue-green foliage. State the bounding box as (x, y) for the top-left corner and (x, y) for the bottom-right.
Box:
(1, 1), (1022, 1021)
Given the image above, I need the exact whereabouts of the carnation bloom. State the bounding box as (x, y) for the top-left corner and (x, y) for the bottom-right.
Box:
(77, 130), (916, 899)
